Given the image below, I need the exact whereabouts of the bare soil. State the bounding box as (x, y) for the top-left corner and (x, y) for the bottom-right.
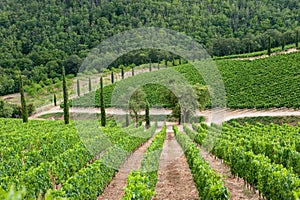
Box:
(152, 126), (198, 200)
(200, 149), (260, 200)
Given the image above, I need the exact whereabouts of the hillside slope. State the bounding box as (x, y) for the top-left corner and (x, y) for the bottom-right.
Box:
(0, 0), (299, 96)
(73, 52), (300, 109)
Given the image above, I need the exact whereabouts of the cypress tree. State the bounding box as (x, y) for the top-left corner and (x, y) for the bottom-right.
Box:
(296, 30), (299, 48)
(267, 36), (271, 56)
(149, 62), (152, 72)
(62, 66), (69, 124)
(125, 113), (129, 127)
(20, 75), (28, 123)
(145, 101), (150, 129)
(54, 93), (57, 106)
(172, 59), (175, 66)
(100, 76), (106, 126)
(88, 77), (92, 92)
(111, 70), (114, 83)
(281, 38), (285, 51)
(131, 66), (134, 76)
(121, 66), (124, 79)
(77, 79), (80, 96)
(165, 60), (168, 68)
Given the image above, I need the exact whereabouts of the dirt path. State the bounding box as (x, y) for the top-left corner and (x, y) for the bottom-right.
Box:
(153, 125), (198, 200)
(30, 106), (300, 125)
(232, 48), (298, 61)
(197, 108), (300, 125)
(97, 127), (161, 200)
(2, 65), (161, 113)
(200, 149), (260, 200)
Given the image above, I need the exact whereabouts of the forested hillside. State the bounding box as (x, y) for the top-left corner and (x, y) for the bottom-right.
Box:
(0, 0), (299, 96)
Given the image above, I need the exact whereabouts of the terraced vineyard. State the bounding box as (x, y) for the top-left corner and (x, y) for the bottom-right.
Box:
(71, 52), (300, 109)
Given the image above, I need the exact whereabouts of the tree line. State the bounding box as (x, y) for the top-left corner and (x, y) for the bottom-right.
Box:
(0, 0), (299, 95)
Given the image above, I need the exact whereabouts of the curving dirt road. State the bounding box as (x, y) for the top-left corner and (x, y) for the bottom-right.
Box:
(232, 48), (298, 61)
(30, 106), (300, 125)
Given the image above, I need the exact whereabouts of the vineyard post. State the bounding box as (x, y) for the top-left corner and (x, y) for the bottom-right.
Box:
(100, 76), (106, 126)
(20, 75), (28, 123)
(62, 66), (70, 124)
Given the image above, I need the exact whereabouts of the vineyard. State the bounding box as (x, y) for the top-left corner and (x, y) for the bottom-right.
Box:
(1, 0), (300, 199)
(2, 51), (300, 199)
(1, 117), (300, 199)
(0, 119), (157, 199)
(193, 122), (300, 199)
(70, 52), (300, 109)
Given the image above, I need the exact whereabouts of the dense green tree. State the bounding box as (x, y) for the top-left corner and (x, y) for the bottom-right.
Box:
(64, 55), (81, 76)
(129, 88), (146, 126)
(0, 99), (13, 118)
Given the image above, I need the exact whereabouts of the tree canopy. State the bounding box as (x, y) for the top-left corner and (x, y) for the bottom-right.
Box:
(0, 0), (299, 95)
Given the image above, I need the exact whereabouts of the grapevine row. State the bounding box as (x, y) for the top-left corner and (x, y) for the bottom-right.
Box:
(174, 125), (230, 199)
(49, 124), (157, 199)
(122, 124), (166, 199)
(193, 124), (300, 199)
